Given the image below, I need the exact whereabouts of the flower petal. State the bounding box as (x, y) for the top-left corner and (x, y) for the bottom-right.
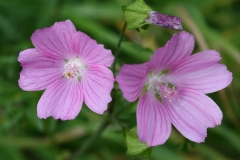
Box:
(116, 63), (149, 102)
(149, 31), (194, 71)
(73, 32), (114, 67)
(18, 49), (63, 91)
(31, 20), (77, 59)
(164, 88), (222, 143)
(163, 50), (232, 94)
(137, 90), (171, 147)
(37, 79), (83, 120)
(82, 65), (114, 114)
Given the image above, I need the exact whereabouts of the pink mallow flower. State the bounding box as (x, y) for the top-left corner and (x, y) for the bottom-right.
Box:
(116, 31), (232, 146)
(18, 20), (114, 120)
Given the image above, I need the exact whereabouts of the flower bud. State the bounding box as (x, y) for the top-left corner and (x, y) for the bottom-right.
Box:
(146, 11), (182, 30)
(123, 0), (182, 30)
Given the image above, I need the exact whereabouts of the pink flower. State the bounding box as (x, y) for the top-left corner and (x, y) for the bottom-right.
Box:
(18, 20), (114, 120)
(116, 31), (232, 146)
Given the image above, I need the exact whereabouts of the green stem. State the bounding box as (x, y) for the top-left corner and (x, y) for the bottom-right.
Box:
(112, 21), (127, 75)
(108, 21), (127, 116)
(67, 120), (110, 160)
(67, 22), (127, 160)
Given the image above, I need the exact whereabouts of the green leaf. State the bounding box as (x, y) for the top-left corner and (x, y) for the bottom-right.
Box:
(126, 127), (152, 158)
(123, 0), (152, 30)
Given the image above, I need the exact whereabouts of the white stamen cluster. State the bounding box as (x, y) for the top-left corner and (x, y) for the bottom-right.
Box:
(63, 57), (86, 80)
(63, 63), (79, 79)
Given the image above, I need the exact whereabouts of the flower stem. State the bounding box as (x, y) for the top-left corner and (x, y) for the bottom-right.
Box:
(67, 21), (127, 160)
(67, 120), (110, 160)
(112, 21), (127, 75)
(67, 98), (120, 160)
(108, 21), (127, 117)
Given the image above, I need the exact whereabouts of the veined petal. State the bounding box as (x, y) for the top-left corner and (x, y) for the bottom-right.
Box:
(164, 50), (232, 94)
(18, 49), (62, 91)
(137, 90), (171, 146)
(164, 88), (222, 143)
(37, 79), (83, 120)
(149, 31), (194, 71)
(116, 63), (149, 102)
(31, 20), (77, 59)
(73, 32), (114, 67)
(82, 65), (114, 114)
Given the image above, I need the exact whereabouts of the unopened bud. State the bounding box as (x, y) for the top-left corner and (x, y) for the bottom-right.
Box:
(146, 11), (182, 30)
(123, 0), (183, 30)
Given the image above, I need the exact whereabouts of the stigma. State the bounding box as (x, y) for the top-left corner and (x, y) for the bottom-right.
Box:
(156, 84), (177, 102)
(146, 71), (177, 102)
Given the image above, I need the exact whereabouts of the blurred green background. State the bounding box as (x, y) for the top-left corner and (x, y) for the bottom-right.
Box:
(1, 0), (240, 159)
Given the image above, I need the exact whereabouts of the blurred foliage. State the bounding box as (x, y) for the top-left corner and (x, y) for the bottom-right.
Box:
(0, 0), (240, 159)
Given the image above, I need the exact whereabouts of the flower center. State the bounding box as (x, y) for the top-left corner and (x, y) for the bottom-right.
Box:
(63, 57), (86, 81)
(156, 84), (177, 102)
(146, 71), (177, 102)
